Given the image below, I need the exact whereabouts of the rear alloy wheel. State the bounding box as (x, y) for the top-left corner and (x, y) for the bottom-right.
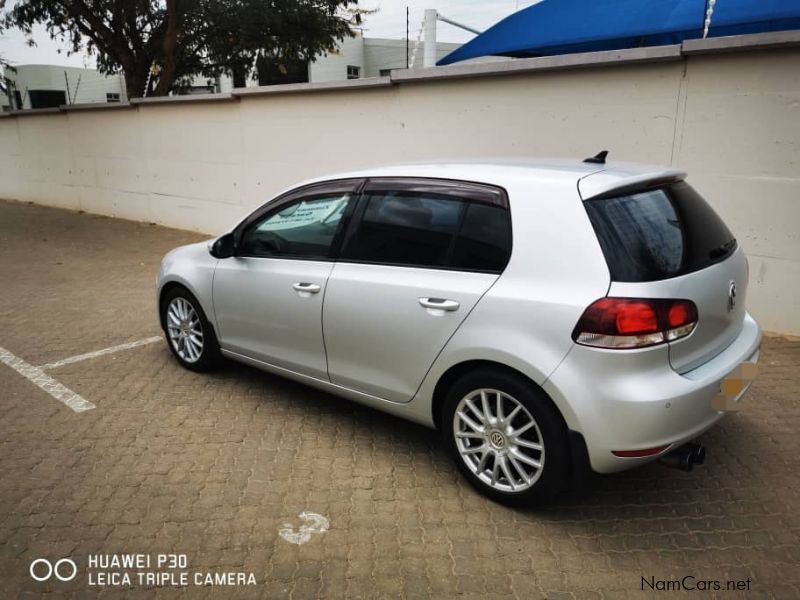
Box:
(443, 369), (569, 505)
(162, 287), (220, 372)
(453, 389), (545, 493)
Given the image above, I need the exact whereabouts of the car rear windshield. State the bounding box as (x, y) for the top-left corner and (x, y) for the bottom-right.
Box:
(584, 181), (736, 282)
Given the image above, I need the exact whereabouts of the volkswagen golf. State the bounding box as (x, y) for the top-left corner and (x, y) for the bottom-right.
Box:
(156, 156), (761, 505)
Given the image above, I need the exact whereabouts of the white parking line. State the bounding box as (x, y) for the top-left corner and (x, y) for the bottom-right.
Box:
(0, 346), (96, 412)
(39, 336), (162, 370)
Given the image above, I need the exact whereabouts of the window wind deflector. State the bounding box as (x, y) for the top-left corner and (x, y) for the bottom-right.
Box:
(363, 178), (508, 209)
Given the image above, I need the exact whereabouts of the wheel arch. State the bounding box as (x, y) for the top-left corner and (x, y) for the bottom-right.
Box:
(158, 279), (216, 335)
(431, 359), (593, 487)
(431, 360), (567, 431)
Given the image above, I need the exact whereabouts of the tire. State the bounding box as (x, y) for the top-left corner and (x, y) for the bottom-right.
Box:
(442, 368), (570, 506)
(161, 286), (221, 372)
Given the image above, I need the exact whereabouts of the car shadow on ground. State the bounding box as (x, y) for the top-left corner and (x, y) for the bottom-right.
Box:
(197, 351), (769, 517)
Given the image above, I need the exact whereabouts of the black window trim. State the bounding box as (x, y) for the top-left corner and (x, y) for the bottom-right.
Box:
(232, 178), (365, 261)
(336, 177), (512, 274)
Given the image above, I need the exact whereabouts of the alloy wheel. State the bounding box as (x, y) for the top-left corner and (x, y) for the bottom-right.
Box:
(166, 297), (204, 363)
(453, 388), (545, 492)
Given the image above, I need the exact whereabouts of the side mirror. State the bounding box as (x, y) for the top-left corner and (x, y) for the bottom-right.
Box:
(210, 233), (236, 259)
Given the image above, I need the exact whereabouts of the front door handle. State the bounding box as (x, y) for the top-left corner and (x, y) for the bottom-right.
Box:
(419, 297), (460, 312)
(293, 282), (321, 294)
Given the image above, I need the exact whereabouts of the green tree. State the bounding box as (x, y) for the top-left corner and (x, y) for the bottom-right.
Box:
(198, 0), (363, 88)
(0, 0), (12, 101)
(3, 0), (360, 99)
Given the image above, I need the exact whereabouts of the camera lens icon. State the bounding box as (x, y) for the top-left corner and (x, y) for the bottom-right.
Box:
(29, 558), (77, 582)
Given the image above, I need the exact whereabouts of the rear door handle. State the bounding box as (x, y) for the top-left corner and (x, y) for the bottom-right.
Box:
(293, 282), (321, 294)
(419, 297), (460, 312)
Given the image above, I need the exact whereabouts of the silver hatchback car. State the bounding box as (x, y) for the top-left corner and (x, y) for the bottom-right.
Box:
(157, 157), (761, 505)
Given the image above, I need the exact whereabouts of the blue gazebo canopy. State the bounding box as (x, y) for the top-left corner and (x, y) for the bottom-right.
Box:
(438, 0), (800, 66)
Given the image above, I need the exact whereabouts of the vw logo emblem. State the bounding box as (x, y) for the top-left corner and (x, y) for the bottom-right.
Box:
(490, 431), (505, 448)
(727, 281), (737, 312)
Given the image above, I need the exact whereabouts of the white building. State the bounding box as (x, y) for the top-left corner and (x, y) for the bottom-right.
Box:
(2, 64), (127, 111)
(211, 34), (465, 92)
(308, 33), (462, 82)
(0, 33), (482, 110)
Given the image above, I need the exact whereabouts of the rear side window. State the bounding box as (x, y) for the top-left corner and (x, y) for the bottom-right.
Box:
(584, 182), (736, 282)
(340, 184), (512, 272)
(451, 203), (512, 272)
(342, 192), (462, 268)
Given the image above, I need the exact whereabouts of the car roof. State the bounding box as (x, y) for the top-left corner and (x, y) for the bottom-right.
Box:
(300, 159), (687, 198)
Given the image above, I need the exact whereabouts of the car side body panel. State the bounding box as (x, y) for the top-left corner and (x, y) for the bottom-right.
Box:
(214, 258), (334, 379)
(157, 241), (219, 329)
(413, 173), (611, 429)
(323, 263), (498, 402)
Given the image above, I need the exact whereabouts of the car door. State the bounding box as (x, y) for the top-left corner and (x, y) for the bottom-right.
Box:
(323, 178), (512, 403)
(213, 179), (361, 380)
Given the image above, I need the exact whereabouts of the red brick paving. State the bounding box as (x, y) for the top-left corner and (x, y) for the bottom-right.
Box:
(0, 199), (798, 598)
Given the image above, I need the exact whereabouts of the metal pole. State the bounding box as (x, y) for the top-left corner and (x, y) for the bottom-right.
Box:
(423, 9), (437, 68)
(63, 71), (72, 104)
(436, 14), (482, 35)
(72, 74), (82, 103)
(406, 7), (409, 69)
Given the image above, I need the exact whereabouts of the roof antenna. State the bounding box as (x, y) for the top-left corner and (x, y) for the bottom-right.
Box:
(583, 150), (608, 164)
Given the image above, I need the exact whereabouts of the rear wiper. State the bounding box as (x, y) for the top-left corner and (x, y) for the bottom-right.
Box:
(709, 239), (736, 260)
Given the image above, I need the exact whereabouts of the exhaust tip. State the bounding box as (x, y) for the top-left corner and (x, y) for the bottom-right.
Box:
(686, 443), (706, 466)
(659, 442), (705, 472)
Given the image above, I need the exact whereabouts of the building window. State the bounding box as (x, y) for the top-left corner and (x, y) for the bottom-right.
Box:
(346, 65), (360, 80)
(106, 93), (121, 103)
(379, 69), (392, 77)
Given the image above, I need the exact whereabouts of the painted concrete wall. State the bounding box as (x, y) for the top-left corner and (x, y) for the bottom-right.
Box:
(0, 39), (798, 334)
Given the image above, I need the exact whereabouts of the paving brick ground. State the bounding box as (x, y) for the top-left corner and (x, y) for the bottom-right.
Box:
(0, 198), (798, 599)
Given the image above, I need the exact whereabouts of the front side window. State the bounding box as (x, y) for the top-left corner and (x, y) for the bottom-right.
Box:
(238, 193), (352, 259)
(341, 191), (463, 268)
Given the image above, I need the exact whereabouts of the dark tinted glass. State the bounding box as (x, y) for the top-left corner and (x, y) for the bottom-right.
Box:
(341, 192), (463, 268)
(585, 182), (736, 282)
(239, 193), (351, 259)
(451, 203), (512, 272)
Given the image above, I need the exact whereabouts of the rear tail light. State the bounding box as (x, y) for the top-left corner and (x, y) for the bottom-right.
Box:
(572, 298), (698, 349)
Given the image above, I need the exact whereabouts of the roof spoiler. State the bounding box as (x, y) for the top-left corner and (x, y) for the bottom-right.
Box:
(579, 169), (687, 201)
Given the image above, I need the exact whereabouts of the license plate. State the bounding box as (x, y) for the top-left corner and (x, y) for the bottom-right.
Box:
(711, 360), (759, 412)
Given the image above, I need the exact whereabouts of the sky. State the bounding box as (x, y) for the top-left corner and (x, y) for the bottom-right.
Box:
(0, 0), (540, 68)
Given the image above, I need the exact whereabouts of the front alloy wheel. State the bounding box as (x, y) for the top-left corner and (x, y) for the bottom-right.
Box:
(161, 286), (220, 372)
(166, 297), (204, 363)
(453, 388), (545, 492)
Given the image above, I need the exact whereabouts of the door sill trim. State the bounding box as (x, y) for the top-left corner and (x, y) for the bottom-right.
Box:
(220, 348), (411, 406)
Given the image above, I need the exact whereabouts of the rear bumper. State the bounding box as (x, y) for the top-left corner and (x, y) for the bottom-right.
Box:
(543, 312), (762, 474)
